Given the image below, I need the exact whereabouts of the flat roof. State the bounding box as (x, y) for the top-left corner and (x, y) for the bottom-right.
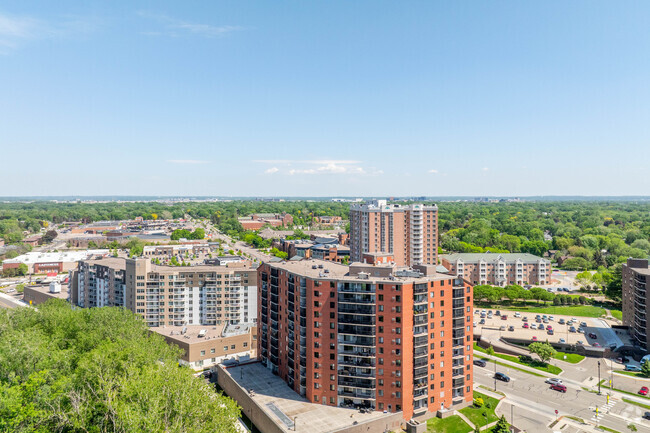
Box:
(24, 284), (70, 300)
(263, 258), (455, 283)
(221, 362), (396, 433)
(5, 250), (109, 265)
(151, 323), (227, 344)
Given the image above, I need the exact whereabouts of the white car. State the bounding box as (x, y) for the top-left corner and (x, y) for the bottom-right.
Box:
(545, 378), (563, 385)
(514, 312), (521, 318)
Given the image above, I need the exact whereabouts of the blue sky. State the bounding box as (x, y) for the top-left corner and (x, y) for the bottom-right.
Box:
(1, 1), (649, 197)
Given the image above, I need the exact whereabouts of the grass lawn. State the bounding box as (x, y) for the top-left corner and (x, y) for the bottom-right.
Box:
(596, 426), (620, 433)
(474, 343), (562, 375)
(497, 305), (606, 318)
(614, 370), (648, 379)
(426, 415), (473, 433)
(610, 310), (623, 320)
(623, 398), (650, 410)
(554, 351), (585, 364)
(460, 392), (500, 428)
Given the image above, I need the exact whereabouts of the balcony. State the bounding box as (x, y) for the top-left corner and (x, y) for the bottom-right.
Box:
(338, 357), (375, 368)
(338, 335), (375, 347)
(338, 368), (374, 378)
(339, 347), (376, 357)
(338, 305), (376, 315)
(339, 314), (375, 326)
(338, 377), (375, 388)
(338, 325), (376, 336)
(338, 389), (375, 400)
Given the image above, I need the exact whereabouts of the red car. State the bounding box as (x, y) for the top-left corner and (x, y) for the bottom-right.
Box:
(501, 315), (508, 320)
(532, 336), (538, 341)
(523, 323), (529, 329)
(546, 325), (553, 330)
(550, 384), (567, 393)
(639, 387), (649, 396)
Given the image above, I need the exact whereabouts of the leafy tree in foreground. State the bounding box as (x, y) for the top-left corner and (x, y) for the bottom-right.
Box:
(528, 342), (556, 364)
(0, 300), (240, 433)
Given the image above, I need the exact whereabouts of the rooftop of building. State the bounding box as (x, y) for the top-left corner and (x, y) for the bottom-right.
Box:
(83, 256), (128, 270)
(150, 323), (254, 344)
(626, 259), (650, 275)
(350, 200), (438, 212)
(219, 362), (397, 433)
(23, 283), (70, 300)
(440, 252), (549, 264)
(4, 250), (110, 265)
(263, 258), (456, 283)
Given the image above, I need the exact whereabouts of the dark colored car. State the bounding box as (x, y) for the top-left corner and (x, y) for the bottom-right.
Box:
(550, 384), (567, 393)
(508, 325), (515, 331)
(495, 372), (510, 382)
(588, 332), (598, 339)
(643, 412), (650, 420)
(474, 359), (487, 367)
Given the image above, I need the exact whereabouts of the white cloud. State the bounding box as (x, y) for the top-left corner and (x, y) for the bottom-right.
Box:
(482, 167), (489, 171)
(255, 159), (380, 176)
(428, 169), (439, 174)
(0, 12), (100, 52)
(138, 11), (242, 38)
(167, 159), (210, 164)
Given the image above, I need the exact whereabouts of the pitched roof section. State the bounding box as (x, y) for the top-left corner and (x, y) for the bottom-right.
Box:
(440, 252), (549, 264)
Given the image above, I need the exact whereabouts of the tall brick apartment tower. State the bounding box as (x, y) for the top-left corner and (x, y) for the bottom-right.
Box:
(349, 200), (438, 267)
(257, 257), (473, 420)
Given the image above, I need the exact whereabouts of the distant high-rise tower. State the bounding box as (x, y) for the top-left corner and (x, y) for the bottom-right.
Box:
(349, 200), (438, 266)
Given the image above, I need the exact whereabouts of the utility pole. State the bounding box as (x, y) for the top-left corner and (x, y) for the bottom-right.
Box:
(494, 358), (497, 391)
(597, 361), (601, 395)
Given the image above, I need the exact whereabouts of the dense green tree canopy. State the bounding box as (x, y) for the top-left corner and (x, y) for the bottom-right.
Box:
(0, 300), (240, 433)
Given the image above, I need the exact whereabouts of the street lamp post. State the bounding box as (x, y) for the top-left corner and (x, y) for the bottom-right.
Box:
(494, 358), (497, 391)
(597, 361), (601, 395)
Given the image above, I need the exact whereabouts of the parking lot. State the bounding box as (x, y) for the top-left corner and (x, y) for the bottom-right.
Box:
(474, 308), (622, 349)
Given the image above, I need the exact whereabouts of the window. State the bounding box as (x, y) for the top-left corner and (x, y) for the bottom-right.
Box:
(243, 342), (248, 347)
(211, 348), (215, 354)
(224, 346), (228, 351)
(200, 350), (205, 356)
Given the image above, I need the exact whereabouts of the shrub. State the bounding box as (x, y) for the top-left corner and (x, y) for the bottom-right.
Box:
(474, 397), (484, 407)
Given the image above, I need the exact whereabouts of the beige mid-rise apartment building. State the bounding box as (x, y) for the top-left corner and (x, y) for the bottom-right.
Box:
(440, 253), (550, 287)
(349, 200), (438, 267)
(71, 257), (258, 327)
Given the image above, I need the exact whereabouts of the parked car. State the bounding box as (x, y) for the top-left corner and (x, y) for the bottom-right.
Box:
(545, 378), (563, 385)
(588, 332), (598, 339)
(626, 364), (642, 372)
(532, 336), (538, 341)
(495, 372), (510, 382)
(474, 359), (487, 367)
(643, 412), (650, 420)
(550, 384), (567, 393)
(496, 310), (501, 316)
(548, 329), (554, 335)
(616, 356), (630, 364)
(593, 342), (601, 347)
(640, 386), (649, 396)
(480, 319), (486, 325)
(514, 312), (521, 318)
(501, 315), (508, 320)
(577, 340), (584, 345)
(548, 316), (554, 321)
(522, 317), (528, 322)
(500, 326), (506, 331)
(538, 324), (545, 330)
(546, 325), (553, 330)
(581, 322), (588, 328)
(508, 325), (515, 331)
(558, 318), (565, 324)
(523, 323), (529, 329)
(569, 326), (577, 333)
(559, 338), (566, 343)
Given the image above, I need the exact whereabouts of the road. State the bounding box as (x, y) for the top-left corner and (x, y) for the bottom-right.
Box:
(199, 220), (273, 264)
(474, 359), (650, 432)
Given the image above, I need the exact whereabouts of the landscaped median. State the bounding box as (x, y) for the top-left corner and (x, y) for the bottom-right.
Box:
(474, 343), (562, 375)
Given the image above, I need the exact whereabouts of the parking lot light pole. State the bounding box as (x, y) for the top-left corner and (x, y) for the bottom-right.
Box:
(494, 358), (497, 391)
(597, 361), (601, 395)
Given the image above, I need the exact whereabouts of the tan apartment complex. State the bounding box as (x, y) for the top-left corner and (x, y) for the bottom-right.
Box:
(349, 200), (438, 267)
(440, 253), (550, 286)
(71, 257), (258, 327)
